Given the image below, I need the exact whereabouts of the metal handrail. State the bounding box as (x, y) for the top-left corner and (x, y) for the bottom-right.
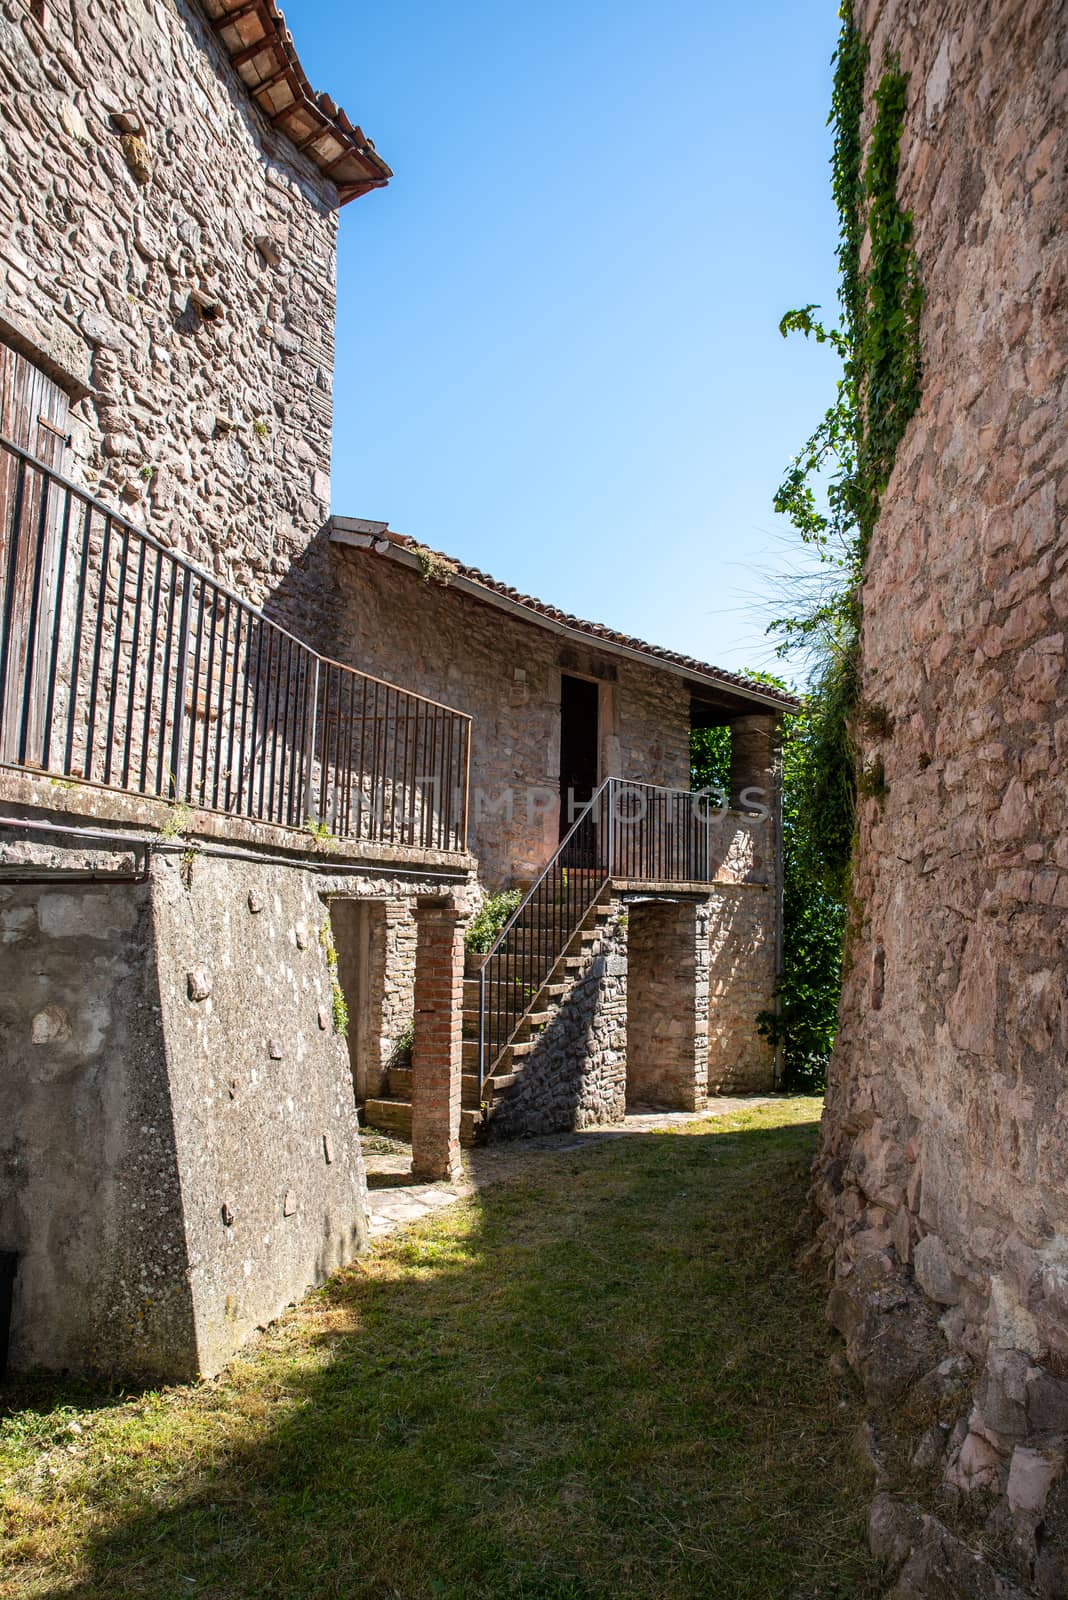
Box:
(477, 777), (718, 1088)
(483, 775), (615, 961)
(0, 435), (471, 852)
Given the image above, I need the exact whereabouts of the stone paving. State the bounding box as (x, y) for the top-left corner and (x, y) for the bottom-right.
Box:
(361, 1095), (775, 1240)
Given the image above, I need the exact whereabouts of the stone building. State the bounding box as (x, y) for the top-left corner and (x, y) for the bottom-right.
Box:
(0, 0), (789, 1381)
(321, 524), (792, 1136)
(0, 0), (475, 1382)
(811, 0), (1068, 1588)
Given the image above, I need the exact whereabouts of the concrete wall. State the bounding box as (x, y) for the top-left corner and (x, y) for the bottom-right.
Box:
(312, 546), (696, 887)
(0, 0), (338, 605)
(0, 829), (472, 1378)
(150, 851), (369, 1376)
(0, 876), (196, 1375)
(812, 0), (1068, 1562)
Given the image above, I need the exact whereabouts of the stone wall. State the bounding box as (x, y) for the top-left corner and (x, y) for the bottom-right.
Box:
(0, 0), (339, 606)
(309, 545), (696, 887)
(812, 0), (1068, 1585)
(706, 882), (777, 1093)
(0, 826), (472, 1378)
(488, 901), (630, 1137)
(488, 873), (776, 1139)
(626, 899), (707, 1110)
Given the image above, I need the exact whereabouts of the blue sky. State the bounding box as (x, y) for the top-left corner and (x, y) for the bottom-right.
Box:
(284, 1), (842, 679)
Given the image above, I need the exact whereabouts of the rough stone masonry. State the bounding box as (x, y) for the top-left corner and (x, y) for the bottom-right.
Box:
(811, 0), (1068, 1591)
(0, 0), (339, 609)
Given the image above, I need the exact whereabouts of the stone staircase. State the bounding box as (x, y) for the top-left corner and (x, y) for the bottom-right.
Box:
(362, 888), (616, 1145)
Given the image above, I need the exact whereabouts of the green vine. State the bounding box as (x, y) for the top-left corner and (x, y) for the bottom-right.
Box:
(773, 3), (923, 892)
(858, 61), (923, 552)
(319, 916), (349, 1038)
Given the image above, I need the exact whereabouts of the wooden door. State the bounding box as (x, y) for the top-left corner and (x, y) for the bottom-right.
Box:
(0, 343), (71, 768)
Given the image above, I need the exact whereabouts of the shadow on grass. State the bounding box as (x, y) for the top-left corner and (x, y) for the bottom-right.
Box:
(4, 1109), (884, 1600)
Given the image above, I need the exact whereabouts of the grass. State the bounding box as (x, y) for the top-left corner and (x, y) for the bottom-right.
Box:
(0, 1099), (883, 1599)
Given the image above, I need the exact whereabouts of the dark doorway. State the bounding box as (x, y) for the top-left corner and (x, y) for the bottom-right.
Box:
(559, 673), (599, 838)
(328, 897), (385, 1104)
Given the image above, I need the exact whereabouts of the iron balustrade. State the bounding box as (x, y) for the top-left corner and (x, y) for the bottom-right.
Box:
(0, 435), (470, 852)
(477, 776), (720, 1086)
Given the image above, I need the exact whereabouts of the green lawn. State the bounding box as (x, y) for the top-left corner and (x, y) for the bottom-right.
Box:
(0, 1098), (883, 1599)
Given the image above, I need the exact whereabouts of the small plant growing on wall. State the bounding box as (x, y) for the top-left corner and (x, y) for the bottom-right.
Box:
(318, 917), (349, 1039)
(412, 544), (459, 586)
(389, 1019), (415, 1066)
(465, 889), (523, 955)
(159, 800), (192, 841)
(304, 817), (339, 854)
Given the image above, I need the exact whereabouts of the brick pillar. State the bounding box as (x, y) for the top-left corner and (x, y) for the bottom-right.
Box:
(729, 714), (780, 812)
(410, 899), (465, 1182)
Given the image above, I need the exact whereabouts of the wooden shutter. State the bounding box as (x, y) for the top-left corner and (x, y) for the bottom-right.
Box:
(0, 342), (69, 462)
(0, 342), (72, 767)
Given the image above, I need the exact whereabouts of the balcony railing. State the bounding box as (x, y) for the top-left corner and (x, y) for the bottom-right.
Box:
(0, 436), (470, 853)
(478, 777), (753, 1083)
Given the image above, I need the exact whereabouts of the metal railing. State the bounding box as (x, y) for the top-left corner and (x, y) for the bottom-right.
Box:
(0, 436), (470, 852)
(477, 777), (719, 1085)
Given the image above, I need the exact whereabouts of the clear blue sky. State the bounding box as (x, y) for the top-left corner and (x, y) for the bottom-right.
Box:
(284, 1), (842, 679)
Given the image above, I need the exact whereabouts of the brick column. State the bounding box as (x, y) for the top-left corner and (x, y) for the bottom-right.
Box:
(410, 899), (465, 1182)
(729, 714), (780, 812)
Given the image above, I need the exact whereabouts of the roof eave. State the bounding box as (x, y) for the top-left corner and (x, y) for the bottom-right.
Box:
(200, 0), (392, 206)
(329, 520), (798, 715)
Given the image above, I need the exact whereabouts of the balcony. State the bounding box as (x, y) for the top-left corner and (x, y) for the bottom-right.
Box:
(0, 436), (470, 856)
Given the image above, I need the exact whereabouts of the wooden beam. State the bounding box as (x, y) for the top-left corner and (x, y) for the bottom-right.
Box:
(230, 34), (277, 69)
(211, 1), (260, 32)
(248, 62), (291, 95)
(292, 119), (329, 151)
(319, 147), (357, 177)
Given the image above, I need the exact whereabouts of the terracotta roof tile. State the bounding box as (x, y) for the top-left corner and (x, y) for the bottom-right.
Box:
(200, 0), (391, 204)
(364, 527), (798, 711)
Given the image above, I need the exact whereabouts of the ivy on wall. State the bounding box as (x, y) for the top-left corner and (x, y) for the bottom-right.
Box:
(773, 3), (924, 895)
(739, 2), (925, 1086)
(691, 705), (846, 1090)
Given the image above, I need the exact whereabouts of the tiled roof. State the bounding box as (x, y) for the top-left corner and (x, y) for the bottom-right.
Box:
(330, 521), (800, 712)
(201, 0), (392, 205)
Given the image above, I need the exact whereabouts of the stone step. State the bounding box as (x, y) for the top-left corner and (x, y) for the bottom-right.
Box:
(388, 1065), (412, 1098)
(362, 1097), (412, 1137)
(479, 940), (596, 981)
(463, 1030), (537, 1068)
(389, 1065), (488, 1111)
(463, 966), (572, 1004)
(461, 1006), (553, 1039)
(485, 1070), (520, 1099)
(459, 1107), (483, 1147)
